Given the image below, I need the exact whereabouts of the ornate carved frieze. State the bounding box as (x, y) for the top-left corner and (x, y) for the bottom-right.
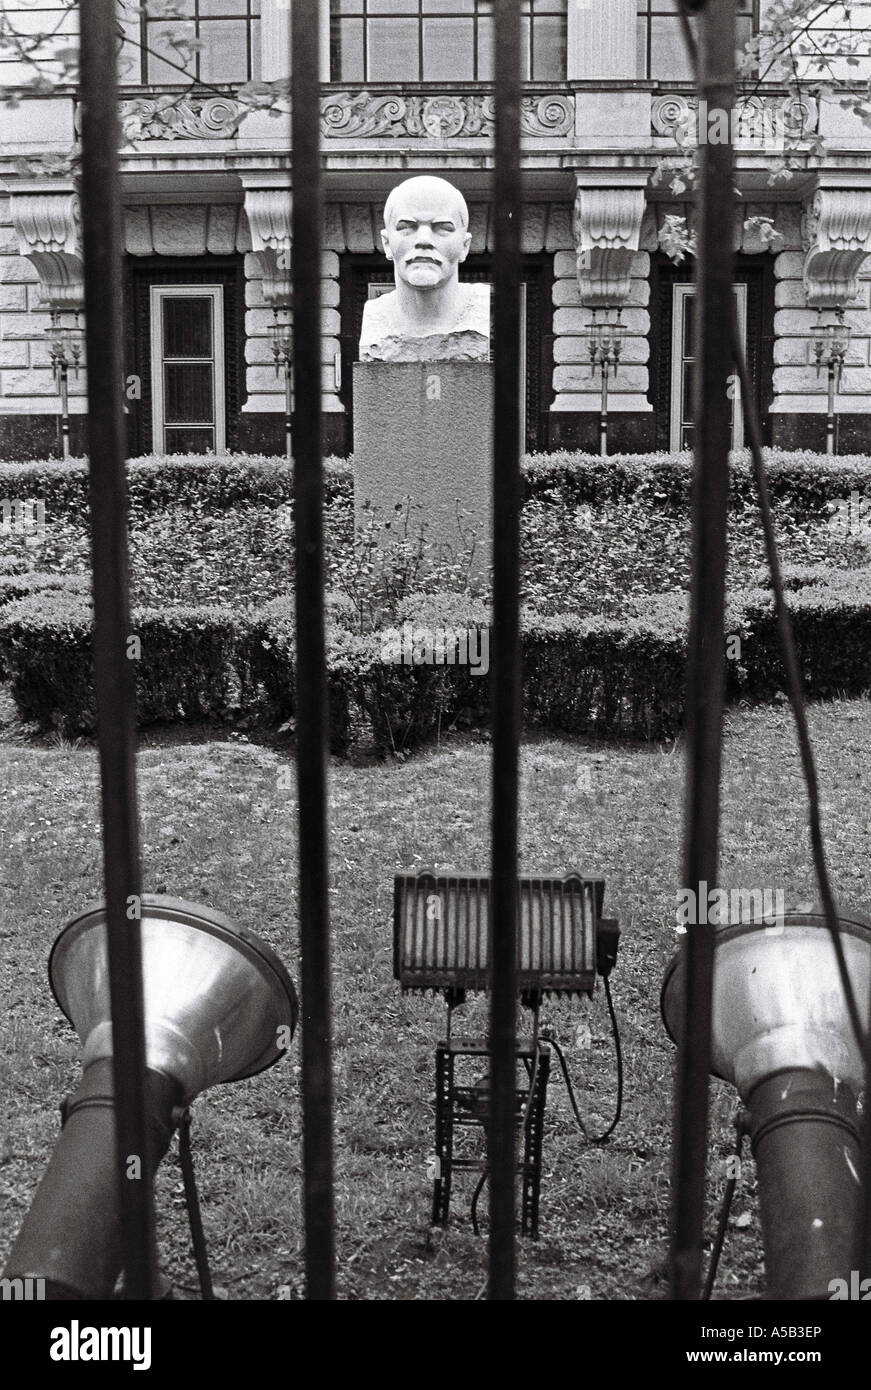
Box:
(651, 92), (819, 145)
(10, 191), (84, 311)
(119, 96), (245, 141)
(573, 184), (645, 306)
(803, 188), (871, 307)
(243, 187), (292, 306)
(320, 91), (573, 140)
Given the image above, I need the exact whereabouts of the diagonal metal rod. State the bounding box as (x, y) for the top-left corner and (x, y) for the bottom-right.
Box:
(488, 0), (522, 1302)
(669, 0), (736, 1302)
(79, 0), (156, 1300)
(291, 0), (336, 1301)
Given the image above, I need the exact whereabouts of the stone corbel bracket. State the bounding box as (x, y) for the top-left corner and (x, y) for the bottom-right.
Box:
(573, 184), (645, 307)
(10, 192), (84, 311)
(803, 188), (871, 308)
(244, 188), (292, 307)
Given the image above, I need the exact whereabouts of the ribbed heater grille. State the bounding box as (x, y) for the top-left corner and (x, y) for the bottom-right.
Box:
(393, 873), (602, 995)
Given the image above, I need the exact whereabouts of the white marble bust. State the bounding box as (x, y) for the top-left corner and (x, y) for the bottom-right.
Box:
(359, 175), (490, 363)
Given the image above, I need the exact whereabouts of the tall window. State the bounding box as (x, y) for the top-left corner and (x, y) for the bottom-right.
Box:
(330, 0), (567, 82)
(637, 0), (757, 80)
(150, 287), (226, 454)
(670, 283), (746, 451)
(123, 0), (262, 86)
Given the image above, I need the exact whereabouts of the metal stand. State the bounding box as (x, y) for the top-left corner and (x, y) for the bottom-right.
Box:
(431, 1036), (551, 1238)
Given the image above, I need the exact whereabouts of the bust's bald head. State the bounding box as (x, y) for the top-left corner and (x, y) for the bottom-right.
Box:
(383, 175), (470, 232)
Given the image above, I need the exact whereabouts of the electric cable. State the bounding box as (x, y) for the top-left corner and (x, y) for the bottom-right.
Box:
(542, 975), (623, 1143)
(702, 1114), (747, 1300)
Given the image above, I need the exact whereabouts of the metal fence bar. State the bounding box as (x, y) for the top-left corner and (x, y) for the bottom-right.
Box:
(78, 0), (157, 1301)
(669, 0), (736, 1301)
(489, 0), (522, 1303)
(291, 0), (336, 1301)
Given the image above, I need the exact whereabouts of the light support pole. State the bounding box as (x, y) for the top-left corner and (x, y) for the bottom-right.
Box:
(269, 307), (293, 461)
(46, 311), (84, 459)
(811, 307), (852, 457)
(670, 0), (736, 1302)
(583, 308), (628, 457)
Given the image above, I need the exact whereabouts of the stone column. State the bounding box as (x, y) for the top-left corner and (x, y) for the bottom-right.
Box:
(242, 184), (293, 420)
(552, 175), (651, 420)
(3, 191), (86, 427)
(567, 0), (636, 79)
(260, 0), (330, 82)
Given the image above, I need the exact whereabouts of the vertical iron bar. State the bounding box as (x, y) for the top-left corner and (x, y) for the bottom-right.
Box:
(78, 0), (156, 1300)
(489, 0), (522, 1302)
(291, 0), (336, 1301)
(670, 0), (736, 1301)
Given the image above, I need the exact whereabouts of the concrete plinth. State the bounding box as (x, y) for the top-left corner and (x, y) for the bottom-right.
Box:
(353, 361), (492, 582)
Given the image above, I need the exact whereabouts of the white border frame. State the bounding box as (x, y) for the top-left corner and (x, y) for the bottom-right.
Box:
(150, 285), (226, 454)
(670, 282), (747, 452)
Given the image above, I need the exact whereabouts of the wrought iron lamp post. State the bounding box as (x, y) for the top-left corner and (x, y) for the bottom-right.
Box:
(269, 307), (293, 461)
(583, 307), (628, 457)
(811, 306), (852, 457)
(45, 311), (84, 459)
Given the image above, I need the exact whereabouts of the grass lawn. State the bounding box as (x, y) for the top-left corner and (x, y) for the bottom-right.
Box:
(2, 697), (869, 1299)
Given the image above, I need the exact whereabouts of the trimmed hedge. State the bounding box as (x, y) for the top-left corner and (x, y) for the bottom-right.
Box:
(0, 454), (352, 517)
(0, 592), (274, 733)
(738, 571), (871, 701)
(1, 575), (868, 748)
(524, 449), (871, 515)
(2, 448), (870, 521)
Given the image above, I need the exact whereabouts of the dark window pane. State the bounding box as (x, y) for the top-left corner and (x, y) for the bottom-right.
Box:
(367, 0), (416, 13)
(477, 14), (494, 78)
(683, 293), (694, 354)
(163, 298), (213, 358)
(146, 21), (196, 83)
(423, 18), (474, 80)
(198, 20), (248, 82)
(520, 14), (531, 78)
(332, 18), (365, 79)
(199, 0), (250, 15)
(368, 18), (419, 78)
(165, 426), (216, 454)
(531, 15), (565, 78)
(424, 0), (475, 11)
(164, 363), (214, 423)
(682, 361), (694, 418)
(650, 17), (693, 79)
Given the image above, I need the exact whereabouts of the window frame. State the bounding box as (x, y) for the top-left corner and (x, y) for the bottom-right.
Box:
(328, 0), (568, 83)
(132, 0), (261, 87)
(636, 0), (759, 81)
(669, 282), (747, 452)
(149, 284), (226, 455)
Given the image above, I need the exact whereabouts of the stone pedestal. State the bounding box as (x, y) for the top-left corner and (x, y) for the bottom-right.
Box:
(353, 361), (492, 581)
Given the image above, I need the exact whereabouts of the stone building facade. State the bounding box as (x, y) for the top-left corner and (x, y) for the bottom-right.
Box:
(1, 0), (870, 459)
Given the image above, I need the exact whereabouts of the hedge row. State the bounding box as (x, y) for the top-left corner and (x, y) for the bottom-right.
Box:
(2, 449), (870, 519)
(0, 454), (352, 517)
(1, 575), (867, 747)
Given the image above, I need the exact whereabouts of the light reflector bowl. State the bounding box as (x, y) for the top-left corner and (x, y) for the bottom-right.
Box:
(49, 894), (299, 1103)
(661, 909), (871, 1098)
